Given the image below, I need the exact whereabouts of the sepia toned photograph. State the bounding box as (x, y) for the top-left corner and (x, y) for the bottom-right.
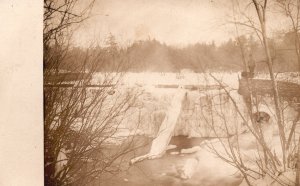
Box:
(43, 0), (300, 185)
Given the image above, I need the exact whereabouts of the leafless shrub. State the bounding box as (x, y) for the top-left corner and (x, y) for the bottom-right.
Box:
(195, 1), (300, 184)
(44, 1), (142, 185)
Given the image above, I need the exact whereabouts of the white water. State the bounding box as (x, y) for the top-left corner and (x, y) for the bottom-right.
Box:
(130, 89), (185, 164)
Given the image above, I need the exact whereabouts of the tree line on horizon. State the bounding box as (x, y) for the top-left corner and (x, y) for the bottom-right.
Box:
(59, 32), (300, 73)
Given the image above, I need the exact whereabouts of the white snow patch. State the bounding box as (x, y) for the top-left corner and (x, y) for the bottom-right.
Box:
(166, 144), (177, 151)
(179, 158), (199, 179)
(170, 151), (180, 155)
(178, 139), (241, 183)
(55, 148), (68, 178)
(180, 146), (201, 154)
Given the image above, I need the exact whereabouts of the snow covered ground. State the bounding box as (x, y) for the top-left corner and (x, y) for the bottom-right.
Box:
(255, 72), (300, 84)
(90, 71), (299, 145)
(91, 72), (299, 185)
(93, 71), (300, 87)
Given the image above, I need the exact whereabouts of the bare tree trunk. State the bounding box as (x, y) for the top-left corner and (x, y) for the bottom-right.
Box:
(261, 23), (286, 169)
(252, 0), (287, 170)
(294, 36), (300, 71)
(295, 0), (300, 71)
(287, 112), (300, 151)
(296, 136), (300, 185)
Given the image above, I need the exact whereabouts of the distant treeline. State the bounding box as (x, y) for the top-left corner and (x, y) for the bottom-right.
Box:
(59, 33), (300, 72)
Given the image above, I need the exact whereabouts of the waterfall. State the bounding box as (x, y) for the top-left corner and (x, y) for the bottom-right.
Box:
(130, 89), (185, 164)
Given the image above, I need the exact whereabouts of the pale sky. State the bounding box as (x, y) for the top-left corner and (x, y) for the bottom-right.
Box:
(73, 0), (287, 47)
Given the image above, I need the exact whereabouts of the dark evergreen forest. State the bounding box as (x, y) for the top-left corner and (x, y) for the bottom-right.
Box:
(59, 33), (300, 73)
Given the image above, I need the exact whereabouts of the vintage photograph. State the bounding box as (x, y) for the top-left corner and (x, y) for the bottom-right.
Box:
(44, 0), (300, 185)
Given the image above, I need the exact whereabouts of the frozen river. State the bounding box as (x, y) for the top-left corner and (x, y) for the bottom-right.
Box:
(92, 135), (242, 186)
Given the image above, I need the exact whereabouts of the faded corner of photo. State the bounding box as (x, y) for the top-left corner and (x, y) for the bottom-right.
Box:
(0, 0), (44, 186)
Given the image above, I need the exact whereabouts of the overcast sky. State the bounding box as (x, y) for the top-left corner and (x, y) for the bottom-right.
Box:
(73, 0), (286, 47)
